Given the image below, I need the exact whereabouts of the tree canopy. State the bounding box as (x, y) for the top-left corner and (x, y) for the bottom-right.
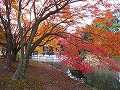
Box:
(57, 10), (120, 74)
(0, 0), (120, 80)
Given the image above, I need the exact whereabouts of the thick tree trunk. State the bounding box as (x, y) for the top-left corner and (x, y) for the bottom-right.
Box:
(12, 58), (27, 80)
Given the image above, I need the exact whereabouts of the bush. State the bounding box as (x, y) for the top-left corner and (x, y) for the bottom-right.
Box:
(84, 68), (120, 90)
(70, 69), (85, 78)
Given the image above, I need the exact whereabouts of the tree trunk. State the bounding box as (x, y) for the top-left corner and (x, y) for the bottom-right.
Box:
(3, 49), (12, 70)
(12, 58), (27, 80)
(12, 50), (17, 61)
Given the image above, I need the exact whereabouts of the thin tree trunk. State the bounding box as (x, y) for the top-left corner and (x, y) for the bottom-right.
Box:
(3, 50), (11, 70)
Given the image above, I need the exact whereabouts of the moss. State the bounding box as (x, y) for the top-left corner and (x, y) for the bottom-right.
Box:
(1, 76), (44, 90)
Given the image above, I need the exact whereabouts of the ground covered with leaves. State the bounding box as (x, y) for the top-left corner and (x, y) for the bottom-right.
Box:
(0, 59), (92, 90)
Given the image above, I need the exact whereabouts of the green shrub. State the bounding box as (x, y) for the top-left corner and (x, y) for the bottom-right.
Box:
(70, 69), (85, 78)
(84, 68), (120, 90)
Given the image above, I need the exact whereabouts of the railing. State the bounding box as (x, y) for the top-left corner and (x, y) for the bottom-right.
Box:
(29, 54), (62, 62)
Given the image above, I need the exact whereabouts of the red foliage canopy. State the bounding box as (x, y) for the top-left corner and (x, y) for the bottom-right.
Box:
(57, 32), (120, 74)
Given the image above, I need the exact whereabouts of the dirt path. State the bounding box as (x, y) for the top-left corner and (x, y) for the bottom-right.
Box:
(27, 62), (92, 90)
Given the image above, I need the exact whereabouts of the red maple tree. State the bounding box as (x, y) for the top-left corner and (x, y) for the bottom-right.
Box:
(57, 11), (120, 74)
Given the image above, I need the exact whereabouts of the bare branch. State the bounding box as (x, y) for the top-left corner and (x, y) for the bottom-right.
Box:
(21, 0), (31, 9)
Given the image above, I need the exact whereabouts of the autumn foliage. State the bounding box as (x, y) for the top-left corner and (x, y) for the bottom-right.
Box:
(0, 0), (120, 80)
(93, 11), (115, 27)
(57, 12), (120, 74)
(86, 12), (120, 58)
(58, 33), (120, 74)
(0, 27), (6, 43)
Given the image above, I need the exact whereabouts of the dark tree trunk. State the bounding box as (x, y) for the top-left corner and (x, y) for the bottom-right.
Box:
(12, 50), (17, 61)
(3, 50), (12, 70)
